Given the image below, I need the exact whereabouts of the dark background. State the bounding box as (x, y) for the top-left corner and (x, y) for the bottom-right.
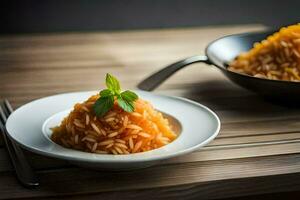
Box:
(1, 0), (300, 34)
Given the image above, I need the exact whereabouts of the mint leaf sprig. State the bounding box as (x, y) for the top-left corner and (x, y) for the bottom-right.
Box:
(93, 73), (138, 117)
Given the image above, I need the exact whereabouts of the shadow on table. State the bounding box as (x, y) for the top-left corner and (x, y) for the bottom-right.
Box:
(171, 79), (297, 110)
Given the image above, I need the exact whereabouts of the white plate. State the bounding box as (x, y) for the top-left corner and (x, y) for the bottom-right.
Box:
(6, 91), (220, 170)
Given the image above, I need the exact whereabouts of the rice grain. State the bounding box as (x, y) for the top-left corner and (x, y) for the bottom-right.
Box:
(228, 24), (300, 82)
(51, 95), (177, 154)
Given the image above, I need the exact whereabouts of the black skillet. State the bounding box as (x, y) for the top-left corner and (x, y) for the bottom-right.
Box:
(137, 30), (300, 103)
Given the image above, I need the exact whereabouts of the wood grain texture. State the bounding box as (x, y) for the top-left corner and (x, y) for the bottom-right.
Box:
(1, 24), (300, 199)
(1, 154), (300, 199)
(25, 173), (300, 200)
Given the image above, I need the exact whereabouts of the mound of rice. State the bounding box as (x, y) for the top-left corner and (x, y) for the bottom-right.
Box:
(228, 24), (300, 81)
(51, 95), (177, 154)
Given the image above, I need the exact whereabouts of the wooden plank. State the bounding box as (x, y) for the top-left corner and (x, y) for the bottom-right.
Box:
(0, 154), (299, 199)
(220, 118), (300, 137)
(211, 132), (300, 145)
(35, 173), (300, 200)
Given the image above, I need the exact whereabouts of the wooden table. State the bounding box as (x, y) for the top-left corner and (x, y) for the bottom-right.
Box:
(1, 24), (300, 200)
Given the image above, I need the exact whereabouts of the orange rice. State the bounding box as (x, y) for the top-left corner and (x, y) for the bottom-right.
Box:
(51, 95), (177, 154)
(228, 24), (300, 81)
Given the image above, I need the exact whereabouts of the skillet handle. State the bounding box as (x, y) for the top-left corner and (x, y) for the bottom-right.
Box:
(137, 55), (211, 91)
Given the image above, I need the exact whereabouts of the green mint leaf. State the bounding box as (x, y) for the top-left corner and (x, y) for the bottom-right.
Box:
(93, 73), (138, 116)
(93, 95), (114, 117)
(121, 90), (138, 102)
(100, 89), (113, 97)
(117, 96), (134, 112)
(106, 73), (121, 93)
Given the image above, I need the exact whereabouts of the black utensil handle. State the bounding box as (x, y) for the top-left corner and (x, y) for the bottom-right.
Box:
(137, 55), (211, 91)
(1, 100), (39, 187)
(4, 126), (39, 187)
